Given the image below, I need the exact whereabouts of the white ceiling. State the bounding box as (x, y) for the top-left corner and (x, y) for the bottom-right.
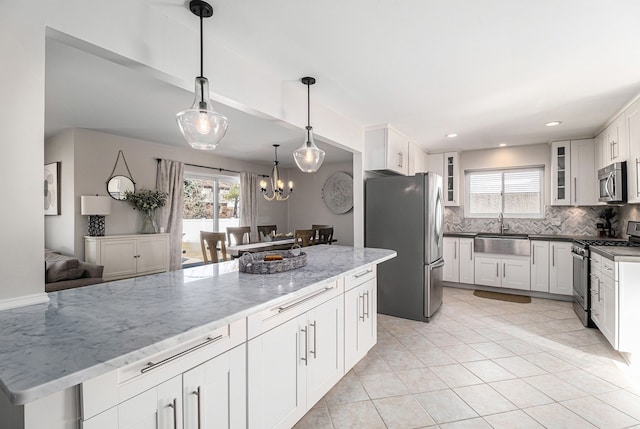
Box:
(46, 0), (640, 163)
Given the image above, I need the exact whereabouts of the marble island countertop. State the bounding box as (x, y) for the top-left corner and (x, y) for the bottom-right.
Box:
(590, 245), (640, 261)
(0, 245), (396, 406)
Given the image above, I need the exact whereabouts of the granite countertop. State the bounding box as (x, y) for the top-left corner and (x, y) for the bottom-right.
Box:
(0, 245), (396, 406)
(590, 246), (640, 262)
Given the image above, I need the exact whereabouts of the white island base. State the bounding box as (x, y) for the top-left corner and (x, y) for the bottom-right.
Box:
(0, 246), (394, 429)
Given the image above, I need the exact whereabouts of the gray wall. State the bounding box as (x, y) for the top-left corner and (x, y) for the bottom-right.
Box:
(45, 128), (352, 259)
(287, 161), (354, 246)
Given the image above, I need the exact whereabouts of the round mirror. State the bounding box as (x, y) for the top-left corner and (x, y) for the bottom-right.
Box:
(107, 175), (136, 200)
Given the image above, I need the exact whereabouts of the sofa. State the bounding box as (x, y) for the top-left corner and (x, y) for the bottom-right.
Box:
(45, 249), (104, 292)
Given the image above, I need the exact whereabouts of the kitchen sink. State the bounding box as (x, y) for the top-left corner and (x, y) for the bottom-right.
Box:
(474, 234), (530, 256)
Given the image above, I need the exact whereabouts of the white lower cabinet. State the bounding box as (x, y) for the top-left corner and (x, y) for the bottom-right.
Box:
(247, 282), (345, 429)
(458, 238), (475, 284)
(443, 237), (459, 283)
(475, 255), (530, 290)
(443, 237), (473, 284)
(344, 277), (376, 370)
(549, 242), (572, 295)
(530, 241), (550, 292)
(183, 345), (246, 429)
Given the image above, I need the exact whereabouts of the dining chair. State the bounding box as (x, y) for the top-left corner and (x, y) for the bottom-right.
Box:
(316, 227), (334, 245)
(227, 226), (251, 246)
(200, 231), (228, 264)
(257, 225), (277, 241)
(294, 229), (316, 247)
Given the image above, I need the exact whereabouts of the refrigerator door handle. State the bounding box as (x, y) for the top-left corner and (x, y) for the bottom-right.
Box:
(429, 258), (445, 270)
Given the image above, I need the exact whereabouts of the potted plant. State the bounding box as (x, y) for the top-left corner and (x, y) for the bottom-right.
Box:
(598, 207), (616, 237)
(124, 189), (168, 233)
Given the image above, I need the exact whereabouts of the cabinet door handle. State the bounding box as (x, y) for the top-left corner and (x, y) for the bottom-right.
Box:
(503, 263), (506, 278)
(359, 294), (366, 321)
(636, 158), (640, 197)
(168, 398), (178, 429)
(364, 291), (370, 319)
(309, 321), (317, 359)
(301, 327), (308, 366)
(574, 177), (577, 203)
(397, 152), (404, 168)
(552, 246), (555, 267)
(496, 263), (499, 277)
(192, 386), (202, 429)
(532, 247), (535, 265)
(454, 244), (457, 260)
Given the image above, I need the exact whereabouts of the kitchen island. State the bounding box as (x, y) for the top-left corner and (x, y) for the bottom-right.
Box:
(0, 245), (395, 429)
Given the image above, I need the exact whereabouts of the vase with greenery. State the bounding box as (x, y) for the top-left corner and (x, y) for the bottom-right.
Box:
(124, 189), (168, 234)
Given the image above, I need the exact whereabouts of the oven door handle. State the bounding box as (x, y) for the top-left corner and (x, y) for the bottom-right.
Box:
(605, 173), (614, 199)
(571, 252), (586, 261)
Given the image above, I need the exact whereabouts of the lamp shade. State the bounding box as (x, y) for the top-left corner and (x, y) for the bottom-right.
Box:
(81, 196), (112, 216)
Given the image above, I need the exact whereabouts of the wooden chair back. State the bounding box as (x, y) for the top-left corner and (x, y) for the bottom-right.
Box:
(227, 226), (251, 246)
(200, 231), (228, 264)
(312, 224), (332, 230)
(294, 229), (316, 247)
(316, 227), (334, 245)
(257, 225), (277, 240)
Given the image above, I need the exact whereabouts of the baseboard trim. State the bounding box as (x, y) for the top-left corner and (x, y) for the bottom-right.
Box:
(0, 293), (50, 311)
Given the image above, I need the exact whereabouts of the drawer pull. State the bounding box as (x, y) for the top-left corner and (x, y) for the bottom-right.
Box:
(141, 334), (224, 373)
(276, 286), (334, 313)
(168, 398), (178, 429)
(353, 269), (373, 279)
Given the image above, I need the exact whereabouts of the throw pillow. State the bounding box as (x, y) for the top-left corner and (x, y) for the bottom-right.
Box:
(46, 259), (85, 283)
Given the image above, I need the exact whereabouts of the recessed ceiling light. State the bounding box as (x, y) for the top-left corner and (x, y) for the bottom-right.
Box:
(445, 133), (458, 138)
(545, 121), (562, 127)
(499, 143), (507, 147)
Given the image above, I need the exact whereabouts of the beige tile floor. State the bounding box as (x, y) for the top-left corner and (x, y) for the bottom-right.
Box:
(294, 287), (640, 429)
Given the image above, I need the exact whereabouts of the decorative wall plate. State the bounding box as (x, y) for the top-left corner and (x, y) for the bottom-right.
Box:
(322, 171), (353, 214)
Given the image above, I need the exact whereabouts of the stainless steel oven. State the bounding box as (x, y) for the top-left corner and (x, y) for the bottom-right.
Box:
(571, 243), (590, 326)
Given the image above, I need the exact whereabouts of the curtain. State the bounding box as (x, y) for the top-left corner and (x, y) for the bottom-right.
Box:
(240, 172), (259, 243)
(156, 160), (185, 271)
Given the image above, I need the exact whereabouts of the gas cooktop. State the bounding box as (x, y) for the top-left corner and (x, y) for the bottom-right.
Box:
(575, 239), (640, 247)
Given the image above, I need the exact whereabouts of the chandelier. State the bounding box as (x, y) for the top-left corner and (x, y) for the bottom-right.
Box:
(260, 145), (293, 201)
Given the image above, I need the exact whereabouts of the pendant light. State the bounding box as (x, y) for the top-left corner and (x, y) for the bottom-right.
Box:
(260, 145), (293, 201)
(176, 0), (228, 150)
(293, 76), (325, 172)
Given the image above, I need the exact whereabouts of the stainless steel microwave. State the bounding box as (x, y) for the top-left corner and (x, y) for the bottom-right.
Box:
(598, 161), (627, 203)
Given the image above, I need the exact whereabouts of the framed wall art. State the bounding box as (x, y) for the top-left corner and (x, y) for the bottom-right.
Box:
(44, 162), (61, 216)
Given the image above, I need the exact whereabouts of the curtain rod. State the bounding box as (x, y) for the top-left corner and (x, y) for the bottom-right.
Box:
(155, 158), (269, 178)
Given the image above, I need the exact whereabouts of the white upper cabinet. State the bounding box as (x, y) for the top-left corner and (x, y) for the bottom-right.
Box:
(550, 141), (571, 206)
(365, 126), (409, 175)
(604, 114), (628, 164)
(626, 98), (640, 203)
(427, 153), (444, 178)
(550, 140), (596, 206)
(408, 141), (427, 175)
(443, 152), (460, 206)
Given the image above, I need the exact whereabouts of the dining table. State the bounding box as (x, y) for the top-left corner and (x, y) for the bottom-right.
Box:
(227, 238), (296, 257)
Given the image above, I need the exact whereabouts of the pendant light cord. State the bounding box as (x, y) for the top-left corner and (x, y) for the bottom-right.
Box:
(199, 10), (205, 107)
(307, 82), (311, 128)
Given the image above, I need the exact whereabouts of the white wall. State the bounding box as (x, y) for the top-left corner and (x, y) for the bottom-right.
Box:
(1, 0), (366, 304)
(44, 129), (76, 255)
(459, 143), (551, 206)
(287, 162), (355, 246)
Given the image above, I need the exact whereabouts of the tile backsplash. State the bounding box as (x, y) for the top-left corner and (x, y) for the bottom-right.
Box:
(618, 204), (640, 238)
(445, 205), (622, 237)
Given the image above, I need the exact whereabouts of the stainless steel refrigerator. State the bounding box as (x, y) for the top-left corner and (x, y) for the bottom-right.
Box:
(365, 172), (445, 321)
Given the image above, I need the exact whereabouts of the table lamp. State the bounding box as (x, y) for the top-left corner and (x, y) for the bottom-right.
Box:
(81, 196), (112, 236)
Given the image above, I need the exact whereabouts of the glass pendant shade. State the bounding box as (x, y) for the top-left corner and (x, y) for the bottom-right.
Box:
(177, 76), (228, 150)
(293, 126), (325, 173)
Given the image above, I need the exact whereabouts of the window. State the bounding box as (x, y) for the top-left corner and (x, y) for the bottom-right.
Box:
(181, 173), (240, 266)
(465, 167), (544, 218)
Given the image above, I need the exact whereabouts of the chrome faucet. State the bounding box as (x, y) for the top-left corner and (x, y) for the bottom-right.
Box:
(498, 212), (510, 234)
